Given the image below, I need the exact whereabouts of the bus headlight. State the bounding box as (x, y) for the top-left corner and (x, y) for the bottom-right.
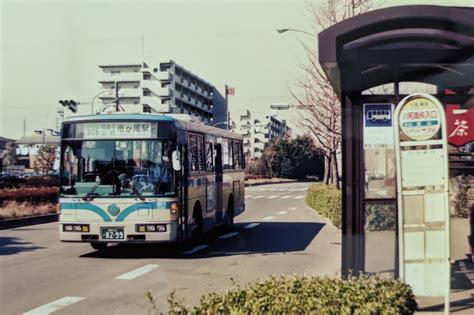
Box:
(63, 224), (89, 232)
(136, 224), (166, 232)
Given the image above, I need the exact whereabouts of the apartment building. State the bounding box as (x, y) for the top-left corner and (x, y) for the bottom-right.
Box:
(235, 110), (291, 160)
(98, 60), (228, 128)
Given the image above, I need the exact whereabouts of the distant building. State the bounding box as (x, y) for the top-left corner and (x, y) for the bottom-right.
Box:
(15, 134), (60, 171)
(234, 110), (291, 160)
(98, 60), (228, 128)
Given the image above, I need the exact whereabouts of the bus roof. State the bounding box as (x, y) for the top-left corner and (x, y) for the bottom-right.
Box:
(64, 113), (242, 140)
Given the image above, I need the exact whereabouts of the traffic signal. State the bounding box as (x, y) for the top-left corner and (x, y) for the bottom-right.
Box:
(59, 100), (78, 113)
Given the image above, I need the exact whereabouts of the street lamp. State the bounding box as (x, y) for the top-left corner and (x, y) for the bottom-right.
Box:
(276, 28), (314, 37)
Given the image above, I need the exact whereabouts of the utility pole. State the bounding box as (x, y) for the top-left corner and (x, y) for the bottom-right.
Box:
(115, 81), (119, 112)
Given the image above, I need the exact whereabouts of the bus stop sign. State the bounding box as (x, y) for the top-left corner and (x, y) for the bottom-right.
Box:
(394, 93), (450, 313)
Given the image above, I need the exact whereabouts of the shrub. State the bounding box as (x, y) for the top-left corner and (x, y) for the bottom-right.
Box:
(306, 184), (342, 229)
(0, 201), (57, 220)
(167, 275), (417, 314)
(0, 186), (58, 205)
(365, 204), (396, 232)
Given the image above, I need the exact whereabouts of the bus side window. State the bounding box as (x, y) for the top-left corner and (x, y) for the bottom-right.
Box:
(189, 133), (204, 172)
(233, 140), (242, 169)
(205, 141), (214, 172)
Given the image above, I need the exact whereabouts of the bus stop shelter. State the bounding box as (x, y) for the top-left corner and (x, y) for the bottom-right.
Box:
(318, 5), (474, 276)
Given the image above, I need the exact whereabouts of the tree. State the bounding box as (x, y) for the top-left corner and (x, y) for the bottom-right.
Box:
(33, 145), (57, 175)
(291, 0), (374, 188)
(260, 135), (324, 179)
(2, 141), (17, 168)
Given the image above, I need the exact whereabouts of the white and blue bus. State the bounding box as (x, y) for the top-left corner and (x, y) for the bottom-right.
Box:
(59, 113), (245, 249)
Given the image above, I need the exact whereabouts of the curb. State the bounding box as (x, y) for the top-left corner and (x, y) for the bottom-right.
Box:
(0, 213), (59, 230)
(245, 180), (299, 187)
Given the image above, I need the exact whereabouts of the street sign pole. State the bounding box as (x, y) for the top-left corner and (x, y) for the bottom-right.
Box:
(394, 93), (450, 314)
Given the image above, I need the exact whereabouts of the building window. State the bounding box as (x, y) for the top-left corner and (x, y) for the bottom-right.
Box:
(143, 90), (151, 96)
(143, 73), (151, 80)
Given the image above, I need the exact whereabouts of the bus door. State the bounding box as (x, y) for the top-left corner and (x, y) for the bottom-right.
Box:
(214, 143), (223, 223)
(177, 144), (187, 239)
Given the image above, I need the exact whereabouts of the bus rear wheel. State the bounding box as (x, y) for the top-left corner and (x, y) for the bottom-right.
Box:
(90, 242), (108, 250)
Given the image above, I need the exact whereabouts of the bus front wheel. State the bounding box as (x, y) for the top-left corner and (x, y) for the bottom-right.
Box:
(90, 242), (108, 250)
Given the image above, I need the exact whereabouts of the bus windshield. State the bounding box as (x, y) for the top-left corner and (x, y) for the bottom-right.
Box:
(61, 139), (175, 198)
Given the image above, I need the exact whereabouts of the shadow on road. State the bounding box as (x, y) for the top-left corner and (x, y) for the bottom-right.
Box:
(0, 236), (45, 255)
(79, 221), (325, 259)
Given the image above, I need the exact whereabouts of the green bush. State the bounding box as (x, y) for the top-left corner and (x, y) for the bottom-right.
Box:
(306, 184), (342, 229)
(167, 275), (417, 314)
(365, 204), (396, 232)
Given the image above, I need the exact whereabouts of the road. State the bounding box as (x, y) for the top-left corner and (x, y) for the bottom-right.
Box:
(0, 182), (341, 315)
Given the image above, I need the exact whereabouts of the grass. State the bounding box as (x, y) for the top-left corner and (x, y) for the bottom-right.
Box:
(0, 201), (57, 220)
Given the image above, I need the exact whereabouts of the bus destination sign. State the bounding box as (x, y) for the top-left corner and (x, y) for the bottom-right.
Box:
(83, 122), (153, 139)
(399, 96), (441, 141)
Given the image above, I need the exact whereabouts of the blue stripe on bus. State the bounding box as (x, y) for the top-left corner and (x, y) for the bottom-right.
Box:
(61, 203), (112, 222)
(115, 202), (171, 222)
(61, 201), (171, 222)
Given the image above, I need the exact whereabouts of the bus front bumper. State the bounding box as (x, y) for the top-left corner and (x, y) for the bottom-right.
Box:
(59, 221), (178, 243)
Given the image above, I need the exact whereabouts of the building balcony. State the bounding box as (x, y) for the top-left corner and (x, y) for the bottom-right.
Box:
(141, 96), (171, 113)
(100, 72), (143, 82)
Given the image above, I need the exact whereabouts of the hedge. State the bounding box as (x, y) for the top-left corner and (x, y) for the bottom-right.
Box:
(306, 184), (342, 229)
(167, 275), (417, 314)
(0, 187), (58, 205)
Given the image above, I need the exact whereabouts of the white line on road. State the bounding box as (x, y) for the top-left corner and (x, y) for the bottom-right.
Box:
(288, 207), (297, 211)
(253, 195), (265, 199)
(245, 195), (253, 198)
(277, 211), (288, 215)
(267, 195), (280, 199)
(23, 296), (85, 315)
(280, 195), (292, 199)
(219, 232), (239, 239)
(115, 264), (159, 280)
(262, 216), (275, 221)
(294, 196), (305, 199)
(244, 223), (260, 229)
(182, 244), (209, 255)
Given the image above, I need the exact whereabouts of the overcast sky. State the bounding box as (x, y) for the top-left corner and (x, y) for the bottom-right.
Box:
(0, 0), (470, 139)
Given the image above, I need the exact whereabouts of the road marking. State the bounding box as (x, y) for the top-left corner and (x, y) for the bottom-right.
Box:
(267, 195), (279, 199)
(245, 195), (253, 199)
(253, 195), (265, 199)
(294, 196), (305, 199)
(277, 211), (288, 215)
(219, 232), (239, 239)
(244, 223), (260, 229)
(262, 216), (275, 221)
(115, 264), (159, 280)
(182, 244), (209, 255)
(288, 207), (297, 211)
(23, 296), (85, 315)
(280, 195), (292, 199)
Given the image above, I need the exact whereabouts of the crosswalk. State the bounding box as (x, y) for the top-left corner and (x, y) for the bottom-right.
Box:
(245, 194), (306, 200)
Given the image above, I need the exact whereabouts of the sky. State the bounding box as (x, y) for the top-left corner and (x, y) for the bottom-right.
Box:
(0, 0), (472, 139)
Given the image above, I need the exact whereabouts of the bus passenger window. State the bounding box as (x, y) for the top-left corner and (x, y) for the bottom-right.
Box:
(233, 140), (242, 169)
(205, 142), (214, 172)
(189, 133), (204, 172)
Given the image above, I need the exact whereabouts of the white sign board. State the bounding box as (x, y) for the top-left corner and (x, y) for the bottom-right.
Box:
(394, 93), (450, 314)
(5, 165), (25, 175)
(83, 122), (152, 139)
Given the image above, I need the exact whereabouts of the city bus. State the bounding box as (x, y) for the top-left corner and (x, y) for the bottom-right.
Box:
(59, 113), (245, 249)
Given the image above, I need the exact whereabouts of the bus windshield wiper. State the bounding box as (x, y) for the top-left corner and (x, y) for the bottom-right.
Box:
(83, 170), (112, 201)
(130, 183), (145, 201)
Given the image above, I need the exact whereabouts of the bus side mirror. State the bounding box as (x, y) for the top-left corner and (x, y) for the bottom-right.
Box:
(172, 150), (181, 171)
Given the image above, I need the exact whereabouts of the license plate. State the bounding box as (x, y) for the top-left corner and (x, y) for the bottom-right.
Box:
(101, 227), (124, 240)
